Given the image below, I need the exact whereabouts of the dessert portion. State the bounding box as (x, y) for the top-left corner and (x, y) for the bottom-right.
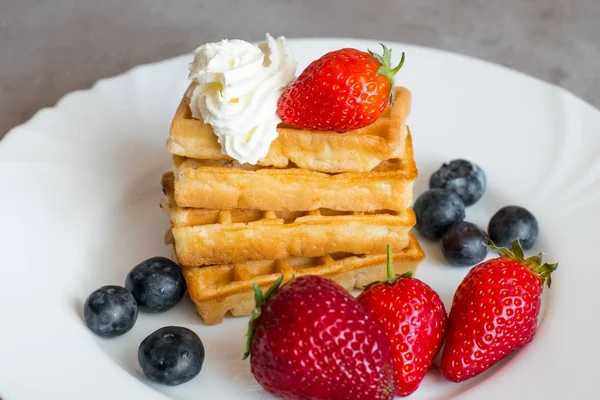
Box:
(81, 35), (560, 397)
(160, 34), (423, 324)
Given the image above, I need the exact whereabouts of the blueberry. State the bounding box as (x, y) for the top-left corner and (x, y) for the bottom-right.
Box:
(430, 159), (486, 206)
(138, 326), (205, 386)
(414, 189), (466, 239)
(488, 206), (539, 250)
(125, 257), (187, 313)
(441, 221), (488, 266)
(83, 285), (138, 338)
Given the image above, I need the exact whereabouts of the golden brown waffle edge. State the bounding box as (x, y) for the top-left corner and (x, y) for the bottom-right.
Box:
(174, 233), (425, 325)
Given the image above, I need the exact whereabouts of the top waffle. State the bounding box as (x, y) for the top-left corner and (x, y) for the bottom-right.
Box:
(167, 84), (412, 173)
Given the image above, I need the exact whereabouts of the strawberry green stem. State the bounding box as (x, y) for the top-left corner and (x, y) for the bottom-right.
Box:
(368, 43), (406, 104)
(486, 238), (558, 289)
(363, 245), (412, 289)
(386, 244), (394, 283)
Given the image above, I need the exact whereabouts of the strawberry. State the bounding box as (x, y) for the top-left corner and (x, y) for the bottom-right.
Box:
(357, 245), (448, 396)
(277, 44), (405, 131)
(244, 275), (396, 400)
(440, 239), (558, 382)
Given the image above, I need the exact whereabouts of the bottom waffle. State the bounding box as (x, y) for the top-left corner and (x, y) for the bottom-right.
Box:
(174, 233), (425, 325)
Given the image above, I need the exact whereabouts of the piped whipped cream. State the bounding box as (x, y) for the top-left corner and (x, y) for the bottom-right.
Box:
(188, 34), (297, 164)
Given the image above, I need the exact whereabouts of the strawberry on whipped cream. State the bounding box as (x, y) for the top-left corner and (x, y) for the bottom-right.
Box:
(187, 33), (297, 165)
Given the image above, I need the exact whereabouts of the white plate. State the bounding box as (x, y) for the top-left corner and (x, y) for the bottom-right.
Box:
(1, 38), (599, 400)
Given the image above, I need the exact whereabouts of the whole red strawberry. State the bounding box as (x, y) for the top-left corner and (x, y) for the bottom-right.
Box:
(277, 44), (405, 131)
(440, 239), (558, 382)
(244, 275), (396, 400)
(357, 245), (447, 396)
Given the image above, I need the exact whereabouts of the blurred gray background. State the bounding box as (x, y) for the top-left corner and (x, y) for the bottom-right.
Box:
(1, 0), (599, 137)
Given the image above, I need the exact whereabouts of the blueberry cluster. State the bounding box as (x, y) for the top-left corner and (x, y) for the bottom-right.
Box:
(83, 257), (204, 386)
(414, 159), (539, 266)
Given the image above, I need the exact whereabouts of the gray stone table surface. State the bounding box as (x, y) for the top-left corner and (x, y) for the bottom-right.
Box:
(2, 0), (599, 138)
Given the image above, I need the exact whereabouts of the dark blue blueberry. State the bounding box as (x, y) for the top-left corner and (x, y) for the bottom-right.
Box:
(441, 221), (488, 266)
(125, 257), (187, 313)
(83, 285), (138, 338)
(138, 326), (205, 386)
(429, 159), (486, 206)
(488, 206), (539, 250)
(414, 189), (466, 239)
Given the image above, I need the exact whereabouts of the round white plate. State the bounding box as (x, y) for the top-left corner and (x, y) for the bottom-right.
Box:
(1, 38), (599, 400)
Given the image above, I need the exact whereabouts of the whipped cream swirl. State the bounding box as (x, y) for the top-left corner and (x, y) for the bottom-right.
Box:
(188, 34), (297, 164)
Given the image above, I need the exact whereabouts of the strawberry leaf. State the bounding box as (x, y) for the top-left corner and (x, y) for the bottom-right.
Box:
(368, 48), (385, 65)
(253, 283), (264, 307)
(243, 274), (284, 360)
(264, 275), (283, 300)
(486, 238), (558, 290)
(530, 253), (543, 265)
(511, 240), (525, 260)
(535, 262), (558, 288)
(368, 43), (406, 105)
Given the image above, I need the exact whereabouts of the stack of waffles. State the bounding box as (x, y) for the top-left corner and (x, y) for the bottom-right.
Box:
(161, 85), (425, 325)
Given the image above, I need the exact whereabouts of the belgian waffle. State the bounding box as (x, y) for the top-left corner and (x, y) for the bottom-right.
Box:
(172, 233), (424, 325)
(172, 130), (417, 212)
(167, 85), (411, 173)
(161, 173), (415, 266)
